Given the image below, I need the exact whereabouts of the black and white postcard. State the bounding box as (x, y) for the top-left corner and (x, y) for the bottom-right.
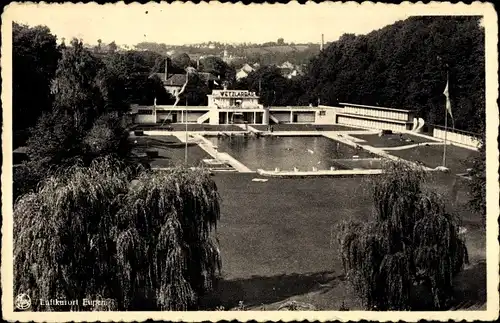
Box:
(2, 1), (498, 322)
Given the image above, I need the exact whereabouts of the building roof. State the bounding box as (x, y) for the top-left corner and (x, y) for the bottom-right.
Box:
(241, 64), (254, 73)
(279, 61), (295, 69)
(236, 70), (249, 80)
(151, 71), (217, 87)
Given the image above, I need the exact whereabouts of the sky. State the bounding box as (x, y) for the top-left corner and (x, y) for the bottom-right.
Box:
(8, 2), (411, 46)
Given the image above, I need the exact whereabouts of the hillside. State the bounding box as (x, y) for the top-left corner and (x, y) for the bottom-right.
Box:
(303, 16), (485, 133)
(241, 44), (316, 55)
(134, 41), (321, 65)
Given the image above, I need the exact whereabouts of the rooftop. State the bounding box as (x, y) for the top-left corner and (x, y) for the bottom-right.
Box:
(151, 71), (218, 87)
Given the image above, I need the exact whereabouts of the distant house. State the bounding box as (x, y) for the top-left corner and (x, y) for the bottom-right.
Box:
(190, 53), (205, 61)
(151, 69), (219, 97)
(157, 73), (187, 97)
(236, 63), (255, 80)
(221, 50), (245, 64)
(236, 70), (249, 81)
(279, 61), (294, 70)
(278, 62), (304, 79)
(241, 63), (254, 73)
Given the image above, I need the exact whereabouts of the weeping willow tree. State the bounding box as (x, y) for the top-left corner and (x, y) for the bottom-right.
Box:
(115, 167), (221, 310)
(14, 157), (131, 311)
(14, 159), (221, 311)
(338, 161), (468, 310)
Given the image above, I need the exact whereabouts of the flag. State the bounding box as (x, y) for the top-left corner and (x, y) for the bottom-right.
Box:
(214, 80), (219, 86)
(443, 75), (453, 120)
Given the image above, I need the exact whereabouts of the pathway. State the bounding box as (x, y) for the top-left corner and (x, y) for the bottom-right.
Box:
(257, 168), (384, 177)
(189, 134), (253, 173)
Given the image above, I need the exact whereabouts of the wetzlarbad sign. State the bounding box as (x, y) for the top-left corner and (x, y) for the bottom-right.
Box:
(213, 90), (257, 98)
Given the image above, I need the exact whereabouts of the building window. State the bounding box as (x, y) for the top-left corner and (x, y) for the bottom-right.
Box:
(319, 111), (326, 116)
(137, 109), (153, 115)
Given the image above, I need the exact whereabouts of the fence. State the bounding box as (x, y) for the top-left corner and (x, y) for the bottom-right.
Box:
(432, 126), (481, 148)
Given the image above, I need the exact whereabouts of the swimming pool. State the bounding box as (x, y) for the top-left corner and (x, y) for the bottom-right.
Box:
(206, 135), (377, 171)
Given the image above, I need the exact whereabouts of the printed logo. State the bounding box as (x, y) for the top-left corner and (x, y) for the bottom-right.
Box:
(15, 293), (31, 310)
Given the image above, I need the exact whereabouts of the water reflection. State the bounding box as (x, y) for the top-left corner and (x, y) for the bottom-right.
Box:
(206, 135), (375, 171)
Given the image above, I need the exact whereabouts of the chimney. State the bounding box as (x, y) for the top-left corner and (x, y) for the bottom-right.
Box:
(321, 34), (324, 51)
(164, 58), (168, 81)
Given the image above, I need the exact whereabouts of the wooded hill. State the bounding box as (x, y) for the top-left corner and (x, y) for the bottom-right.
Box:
(303, 16), (485, 133)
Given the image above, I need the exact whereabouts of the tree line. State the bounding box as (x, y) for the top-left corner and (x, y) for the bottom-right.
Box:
(296, 16), (484, 134)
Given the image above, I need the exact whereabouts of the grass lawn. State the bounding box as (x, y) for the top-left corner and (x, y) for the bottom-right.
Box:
(251, 124), (363, 132)
(131, 135), (211, 168)
(133, 123), (243, 132)
(200, 172), (485, 310)
(352, 133), (439, 147)
(387, 144), (479, 174)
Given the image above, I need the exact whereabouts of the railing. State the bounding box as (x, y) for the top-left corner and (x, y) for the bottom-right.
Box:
(432, 126), (481, 148)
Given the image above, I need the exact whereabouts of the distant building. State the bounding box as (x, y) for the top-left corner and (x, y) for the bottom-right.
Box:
(151, 65), (218, 97)
(336, 103), (415, 132)
(131, 88), (338, 126)
(279, 61), (294, 70)
(236, 63), (255, 80)
(277, 62), (304, 79)
(221, 49), (245, 64)
(241, 63), (254, 73)
(236, 70), (249, 80)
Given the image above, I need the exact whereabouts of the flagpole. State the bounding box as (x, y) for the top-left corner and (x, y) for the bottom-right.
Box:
(185, 97), (188, 165)
(443, 100), (448, 167)
(442, 69), (449, 167)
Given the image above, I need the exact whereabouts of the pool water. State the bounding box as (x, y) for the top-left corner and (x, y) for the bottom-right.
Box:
(206, 135), (376, 171)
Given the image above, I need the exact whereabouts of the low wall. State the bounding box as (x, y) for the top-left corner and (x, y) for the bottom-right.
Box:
(433, 128), (480, 148)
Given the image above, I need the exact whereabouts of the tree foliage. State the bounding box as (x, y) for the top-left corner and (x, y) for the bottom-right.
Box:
(101, 51), (174, 105)
(303, 16), (484, 132)
(16, 39), (135, 197)
(51, 38), (107, 131)
(200, 56), (236, 85)
(468, 118), (486, 217)
(338, 161), (468, 310)
(173, 53), (192, 70)
(14, 159), (221, 311)
(237, 66), (307, 106)
(13, 22), (60, 147)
